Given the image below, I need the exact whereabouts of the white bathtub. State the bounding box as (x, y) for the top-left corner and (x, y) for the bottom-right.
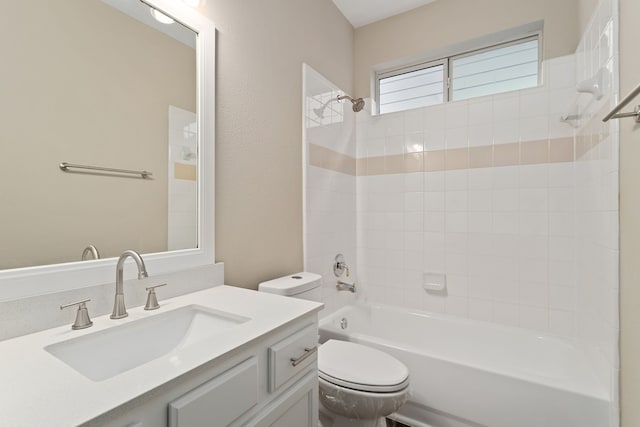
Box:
(319, 304), (610, 427)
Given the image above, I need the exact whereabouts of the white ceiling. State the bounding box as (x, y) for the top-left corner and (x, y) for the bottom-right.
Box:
(333, 0), (438, 28)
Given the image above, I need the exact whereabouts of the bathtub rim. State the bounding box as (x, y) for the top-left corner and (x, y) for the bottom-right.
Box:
(319, 302), (610, 402)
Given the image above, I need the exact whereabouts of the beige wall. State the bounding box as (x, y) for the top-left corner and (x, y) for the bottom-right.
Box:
(0, 0), (196, 269)
(354, 0), (581, 98)
(201, 0), (354, 288)
(619, 0), (640, 424)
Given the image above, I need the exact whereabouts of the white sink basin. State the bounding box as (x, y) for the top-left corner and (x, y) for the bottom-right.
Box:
(45, 305), (250, 381)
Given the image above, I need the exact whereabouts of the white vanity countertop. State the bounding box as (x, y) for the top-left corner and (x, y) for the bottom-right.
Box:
(0, 285), (323, 426)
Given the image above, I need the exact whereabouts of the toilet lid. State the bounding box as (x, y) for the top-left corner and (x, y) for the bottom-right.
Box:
(318, 340), (409, 393)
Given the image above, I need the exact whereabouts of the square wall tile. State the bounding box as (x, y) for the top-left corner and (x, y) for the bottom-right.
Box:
(425, 127), (446, 151)
(493, 302), (519, 326)
(467, 168), (493, 189)
(446, 101), (468, 128)
(520, 116), (549, 142)
(520, 90), (549, 118)
(468, 99), (493, 125)
(494, 120), (520, 145)
(446, 127), (469, 150)
(405, 132), (424, 154)
(469, 298), (493, 321)
(425, 105), (445, 131)
(469, 124), (494, 148)
(493, 94), (520, 122)
(519, 306), (549, 331)
(446, 296), (469, 317)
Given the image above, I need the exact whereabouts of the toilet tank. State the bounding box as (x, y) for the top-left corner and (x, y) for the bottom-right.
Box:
(258, 272), (322, 302)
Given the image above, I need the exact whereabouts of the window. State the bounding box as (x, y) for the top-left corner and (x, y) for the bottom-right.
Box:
(451, 38), (539, 101)
(376, 35), (540, 114)
(378, 60), (447, 115)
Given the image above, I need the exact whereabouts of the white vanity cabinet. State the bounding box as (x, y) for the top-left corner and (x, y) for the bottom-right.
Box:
(88, 314), (318, 427)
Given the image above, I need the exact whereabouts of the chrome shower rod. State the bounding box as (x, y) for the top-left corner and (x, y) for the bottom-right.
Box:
(603, 82), (640, 122)
(59, 162), (152, 178)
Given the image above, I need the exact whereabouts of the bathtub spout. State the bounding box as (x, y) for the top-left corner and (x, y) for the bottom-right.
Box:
(336, 280), (356, 293)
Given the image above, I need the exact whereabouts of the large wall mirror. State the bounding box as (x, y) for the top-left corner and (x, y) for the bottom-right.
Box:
(0, 0), (215, 300)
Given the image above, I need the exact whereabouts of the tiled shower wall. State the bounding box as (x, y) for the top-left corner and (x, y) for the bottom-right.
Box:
(348, 0), (619, 414)
(574, 0), (619, 422)
(303, 64), (358, 314)
(356, 55), (579, 335)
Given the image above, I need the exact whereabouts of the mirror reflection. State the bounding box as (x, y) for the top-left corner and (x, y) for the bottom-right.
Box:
(0, 0), (198, 270)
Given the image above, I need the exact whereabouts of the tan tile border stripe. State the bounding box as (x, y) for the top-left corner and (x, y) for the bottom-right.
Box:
(308, 143), (357, 176)
(310, 107), (616, 175)
(309, 138), (576, 177)
(355, 137), (575, 176)
(174, 162), (197, 181)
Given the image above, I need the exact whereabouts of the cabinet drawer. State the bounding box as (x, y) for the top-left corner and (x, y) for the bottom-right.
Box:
(168, 357), (258, 427)
(268, 324), (317, 392)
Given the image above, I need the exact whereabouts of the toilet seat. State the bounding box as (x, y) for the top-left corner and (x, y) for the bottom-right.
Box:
(318, 340), (409, 393)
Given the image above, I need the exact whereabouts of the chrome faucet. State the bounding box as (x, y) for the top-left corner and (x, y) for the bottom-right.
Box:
(111, 250), (148, 319)
(336, 280), (356, 293)
(81, 244), (100, 261)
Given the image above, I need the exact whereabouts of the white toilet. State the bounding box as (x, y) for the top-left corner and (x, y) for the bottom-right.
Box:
(259, 273), (410, 427)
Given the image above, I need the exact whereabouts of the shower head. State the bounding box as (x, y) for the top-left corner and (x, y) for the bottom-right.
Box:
(313, 94), (365, 118)
(337, 95), (366, 112)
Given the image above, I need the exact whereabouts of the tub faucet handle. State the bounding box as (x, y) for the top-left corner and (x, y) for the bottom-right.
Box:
(333, 253), (350, 277)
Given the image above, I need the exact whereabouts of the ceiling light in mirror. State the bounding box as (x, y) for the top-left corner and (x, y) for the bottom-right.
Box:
(150, 8), (175, 24)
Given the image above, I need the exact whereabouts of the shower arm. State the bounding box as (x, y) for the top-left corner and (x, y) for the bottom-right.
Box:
(315, 94), (365, 117)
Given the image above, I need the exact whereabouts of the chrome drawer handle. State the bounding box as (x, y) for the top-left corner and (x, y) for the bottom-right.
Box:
(290, 346), (317, 367)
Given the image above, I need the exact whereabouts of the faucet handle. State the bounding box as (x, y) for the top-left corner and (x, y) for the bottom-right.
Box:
(60, 299), (93, 330)
(144, 283), (167, 311)
(333, 254), (350, 277)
